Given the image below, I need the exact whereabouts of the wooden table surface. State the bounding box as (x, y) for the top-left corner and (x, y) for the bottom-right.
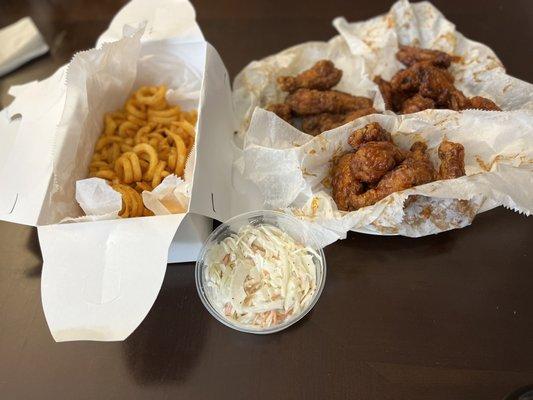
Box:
(1, 1), (532, 399)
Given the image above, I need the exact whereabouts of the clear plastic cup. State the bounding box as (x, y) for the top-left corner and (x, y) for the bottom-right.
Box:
(195, 210), (327, 334)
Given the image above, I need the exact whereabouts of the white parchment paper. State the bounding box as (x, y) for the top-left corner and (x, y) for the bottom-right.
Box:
(237, 108), (533, 246)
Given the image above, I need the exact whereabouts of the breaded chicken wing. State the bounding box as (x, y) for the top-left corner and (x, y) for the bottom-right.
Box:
(350, 141), (405, 183)
(375, 46), (502, 114)
(401, 94), (435, 113)
(266, 103), (292, 121)
(449, 89), (471, 110)
(347, 142), (436, 210)
(286, 89), (373, 115)
(468, 96), (501, 111)
(396, 45), (455, 68)
(277, 60), (342, 93)
(348, 122), (392, 150)
(301, 107), (377, 135)
(331, 153), (365, 211)
(417, 65), (456, 106)
(438, 140), (465, 180)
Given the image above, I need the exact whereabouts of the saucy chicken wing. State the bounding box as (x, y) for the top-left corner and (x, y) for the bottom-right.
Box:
(468, 96), (501, 111)
(277, 60), (342, 93)
(401, 94), (435, 114)
(350, 141), (405, 183)
(331, 153), (365, 211)
(438, 140), (466, 179)
(375, 46), (501, 114)
(266, 103), (292, 121)
(286, 89), (373, 116)
(347, 141), (436, 210)
(301, 107), (377, 135)
(348, 122), (392, 150)
(396, 45), (455, 68)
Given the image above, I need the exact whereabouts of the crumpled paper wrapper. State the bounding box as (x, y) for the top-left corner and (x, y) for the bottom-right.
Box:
(73, 174), (191, 221)
(232, 0), (533, 246)
(237, 109), (533, 246)
(233, 0), (533, 136)
(46, 25), (200, 223)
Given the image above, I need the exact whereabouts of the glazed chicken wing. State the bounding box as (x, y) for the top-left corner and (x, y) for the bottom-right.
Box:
(266, 103), (292, 121)
(401, 94), (435, 114)
(417, 65), (456, 106)
(374, 76), (394, 110)
(277, 60), (342, 93)
(347, 142), (436, 210)
(331, 153), (365, 211)
(438, 140), (466, 179)
(396, 45), (454, 69)
(286, 89), (373, 116)
(348, 122), (392, 150)
(375, 46), (501, 114)
(468, 96), (501, 111)
(350, 141), (405, 183)
(448, 89), (471, 110)
(301, 107), (377, 135)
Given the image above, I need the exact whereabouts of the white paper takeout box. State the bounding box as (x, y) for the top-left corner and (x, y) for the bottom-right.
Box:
(0, 0), (238, 341)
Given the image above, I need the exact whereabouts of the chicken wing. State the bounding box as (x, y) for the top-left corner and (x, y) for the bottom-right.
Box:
(438, 140), (465, 180)
(347, 141), (436, 210)
(301, 107), (377, 135)
(401, 94), (435, 114)
(396, 45), (455, 69)
(373, 76), (395, 110)
(390, 67), (421, 93)
(417, 65), (456, 106)
(350, 141), (405, 183)
(468, 96), (501, 111)
(331, 153), (365, 211)
(286, 89), (373, 115)
(449, 89), (471, 110)
(348, 122), (392, 150)
(277, 60), (342, 93)
(266, 103), (292, 121)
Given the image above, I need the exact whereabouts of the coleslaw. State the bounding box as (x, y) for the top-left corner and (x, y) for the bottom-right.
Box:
(203, 223), (321, 329)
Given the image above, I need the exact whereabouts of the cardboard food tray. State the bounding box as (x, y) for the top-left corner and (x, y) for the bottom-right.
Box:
(0, 0), (240, 341)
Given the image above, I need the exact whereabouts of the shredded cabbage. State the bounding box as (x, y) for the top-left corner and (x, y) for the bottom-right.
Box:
(204, 223), (320, 329)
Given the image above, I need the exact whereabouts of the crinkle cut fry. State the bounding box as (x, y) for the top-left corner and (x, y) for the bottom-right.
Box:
(88, 85), (196, 218)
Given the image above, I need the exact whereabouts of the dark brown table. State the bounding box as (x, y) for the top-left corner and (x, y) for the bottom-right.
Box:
(1, 1), (532, 399)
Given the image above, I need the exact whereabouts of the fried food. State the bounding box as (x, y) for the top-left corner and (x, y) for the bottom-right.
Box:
(376, 46), (501, 114)
(347, 121), (392, 150)
(331, 153), (365, 211)
(266, 60), (374, 134)
(401, 94), (435, 113)
(469, 96), (501, 111)
(374, 76), (396, 110)
(350, 141), (405, 183)
(417, 65), (456, 106)
(301, 107), (376, 135)
(331, 123), (466, 211)
(266, 103), (292, 121)
(346, 141), (436, 210)
(88, 85), (196, 218)
(286, 89), (374, 116)
(396, 45), (455, 68)
(448, 89), (471, 111)
(278, 60), (342, 93)
(438, 140), (466, 179)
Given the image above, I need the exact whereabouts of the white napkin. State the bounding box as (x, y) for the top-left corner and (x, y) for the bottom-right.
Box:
(0, 17), (49, 77)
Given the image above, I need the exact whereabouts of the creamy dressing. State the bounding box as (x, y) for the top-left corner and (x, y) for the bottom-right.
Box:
(203, 224), (320, 329)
